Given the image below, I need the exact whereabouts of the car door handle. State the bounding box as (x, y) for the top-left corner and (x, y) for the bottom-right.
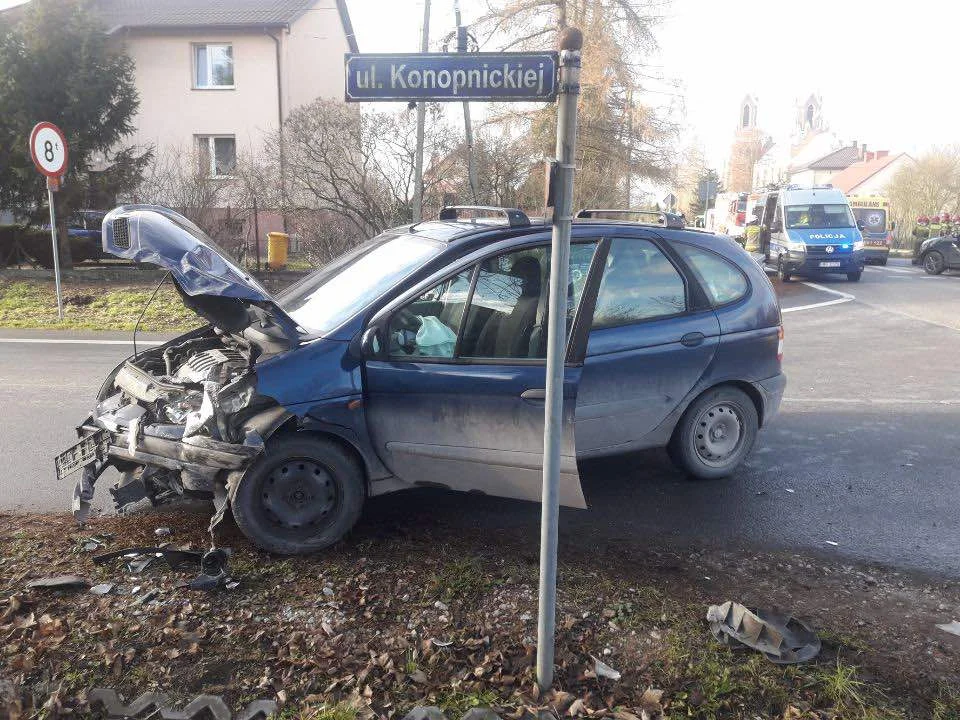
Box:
(680, 332), (705, 347)
(520, 388), (546, 400)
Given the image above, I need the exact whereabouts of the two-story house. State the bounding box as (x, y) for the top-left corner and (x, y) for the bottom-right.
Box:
(99, 0), (356, 177)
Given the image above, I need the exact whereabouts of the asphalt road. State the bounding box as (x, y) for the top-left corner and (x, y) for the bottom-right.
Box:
(1, 257), (958, 575)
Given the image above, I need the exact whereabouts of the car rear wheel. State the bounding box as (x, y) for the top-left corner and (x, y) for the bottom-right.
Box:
(231, 434), (365, 555)
(847, 271), (862, 282)
(924, 251), (946, 275)
(669, 386), (758, 480)
(777, 256), (792, 282)
(879, 257), (888, 266)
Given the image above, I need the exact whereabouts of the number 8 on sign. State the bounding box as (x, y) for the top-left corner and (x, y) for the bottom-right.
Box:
(29, 122), (68, 177)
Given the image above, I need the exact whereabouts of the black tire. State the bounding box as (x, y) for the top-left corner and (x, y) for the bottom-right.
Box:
(923, 251), (946, 275)
(777, 256), (792, 282)
(231, 434), (365, 555)
(847, 271), (862, 282)
(668, 386), (759, 480)
(879, 257), (888, 266)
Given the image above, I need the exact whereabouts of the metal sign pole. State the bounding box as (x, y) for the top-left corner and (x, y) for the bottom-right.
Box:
(412, 0), (431, 223)
(536, 27), (582, 692)
(46, 181), (64, 321)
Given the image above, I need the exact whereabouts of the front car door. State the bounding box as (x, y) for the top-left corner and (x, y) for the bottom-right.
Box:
(362, 238), (601, 508)
(574, 232), (721, 456)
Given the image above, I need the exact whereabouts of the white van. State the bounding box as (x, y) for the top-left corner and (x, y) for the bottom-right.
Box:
(762, 185), (865, 282)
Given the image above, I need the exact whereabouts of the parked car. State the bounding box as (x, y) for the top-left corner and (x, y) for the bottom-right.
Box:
(58, 204), (785, 554)
(1, 210), (106, 267)
(917, 234), (960, 275)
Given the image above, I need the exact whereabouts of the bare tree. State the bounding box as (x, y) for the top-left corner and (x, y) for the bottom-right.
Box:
(886, 148), (960, 244)
(475, 0), (679, 208)
(131, 147), (249, 257)
(267, 99), (461, 247)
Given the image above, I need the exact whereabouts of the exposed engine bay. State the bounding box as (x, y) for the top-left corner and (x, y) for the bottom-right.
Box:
(70, 327), (292, 522)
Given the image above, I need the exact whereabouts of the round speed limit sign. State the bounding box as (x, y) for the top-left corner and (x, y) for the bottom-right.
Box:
(29, 122), (68, 178)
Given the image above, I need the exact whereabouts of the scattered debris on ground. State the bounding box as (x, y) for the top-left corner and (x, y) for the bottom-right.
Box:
(0, 510), (957, 719)
(707, 601), (821, 664)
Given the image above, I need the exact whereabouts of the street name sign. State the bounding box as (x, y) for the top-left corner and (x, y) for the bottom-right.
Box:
(344, 52), (558, 102)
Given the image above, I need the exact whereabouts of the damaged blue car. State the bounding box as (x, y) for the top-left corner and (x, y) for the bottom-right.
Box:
(57, 204), (785, 554)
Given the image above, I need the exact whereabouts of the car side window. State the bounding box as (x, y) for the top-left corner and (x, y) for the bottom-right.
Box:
(388, 269), (473, 359)
(592, 238), (686, 328)
(459, 242), (597, 360)
(675, 244), (749, 306)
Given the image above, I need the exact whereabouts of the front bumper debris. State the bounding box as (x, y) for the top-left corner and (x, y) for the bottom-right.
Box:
(68, 416), (264, 522)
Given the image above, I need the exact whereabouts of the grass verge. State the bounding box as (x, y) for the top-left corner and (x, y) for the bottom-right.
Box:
(0, 280), (198, 332)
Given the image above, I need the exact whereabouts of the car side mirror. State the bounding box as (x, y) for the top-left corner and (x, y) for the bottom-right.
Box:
(360, 327), (382, 357)
(770, 221), (782, 233)
(857, 222), (865, 231)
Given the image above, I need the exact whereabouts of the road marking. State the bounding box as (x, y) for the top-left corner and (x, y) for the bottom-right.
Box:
(0, 338), (163, 346)
(885, 267), (915, 274)
(781, 281), (855, 314)
(785, 396), (960, 406)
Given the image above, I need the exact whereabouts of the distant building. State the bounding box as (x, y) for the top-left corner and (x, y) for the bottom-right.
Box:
(829, 151), (915, 196)
(94, 0), (358, 168)
(788, 144), (861, 186)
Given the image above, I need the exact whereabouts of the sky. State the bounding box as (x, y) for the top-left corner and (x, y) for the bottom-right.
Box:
(345, 0), (956, 170)
(2, 0), (955, 171)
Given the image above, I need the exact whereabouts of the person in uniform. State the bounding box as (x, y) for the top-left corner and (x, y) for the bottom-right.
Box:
(912, 215), (929, 264)
(744, 207), (763, 253)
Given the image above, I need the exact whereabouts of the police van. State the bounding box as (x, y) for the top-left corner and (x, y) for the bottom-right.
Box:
(756, 185), (865, 282)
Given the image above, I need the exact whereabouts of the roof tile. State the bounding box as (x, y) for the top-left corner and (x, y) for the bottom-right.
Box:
(96, 0), (318, 29)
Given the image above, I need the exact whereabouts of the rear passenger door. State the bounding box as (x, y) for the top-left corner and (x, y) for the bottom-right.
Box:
(575, 234), (721, 455)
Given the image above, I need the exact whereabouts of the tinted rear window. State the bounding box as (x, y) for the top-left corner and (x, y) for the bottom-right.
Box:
(675, 243), (749, 306)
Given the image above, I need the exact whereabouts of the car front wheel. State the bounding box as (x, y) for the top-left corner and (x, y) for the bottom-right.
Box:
(924, 251), (946, 275)
(669, 386), (759, 480)
(231, 434), (365, 554)
(847, 271), (862, 282)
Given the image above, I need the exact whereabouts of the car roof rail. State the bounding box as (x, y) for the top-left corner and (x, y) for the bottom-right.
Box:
(438, 205), (530, 228)
(576, 208), (683, 227)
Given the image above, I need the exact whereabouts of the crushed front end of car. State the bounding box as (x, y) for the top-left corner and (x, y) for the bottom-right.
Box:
(58, 205), (298, 525)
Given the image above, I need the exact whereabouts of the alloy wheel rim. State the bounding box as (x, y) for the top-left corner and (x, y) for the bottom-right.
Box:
(260, 458), (338, 530)
(926, 254), (942, 273)
(693, 402), (743, 466)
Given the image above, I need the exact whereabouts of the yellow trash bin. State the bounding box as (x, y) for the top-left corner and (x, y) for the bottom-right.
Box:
(267, 231), (289, 270)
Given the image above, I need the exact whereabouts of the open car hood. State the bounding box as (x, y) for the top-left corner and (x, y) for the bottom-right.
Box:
(102, 205), (302, 342)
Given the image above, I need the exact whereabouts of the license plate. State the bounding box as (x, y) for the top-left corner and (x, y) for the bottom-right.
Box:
(55, 429), (110, 480)
(819, 261), (841, 267)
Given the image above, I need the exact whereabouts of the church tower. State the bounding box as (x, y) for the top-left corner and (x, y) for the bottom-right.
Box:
(795, 94), (824, 137)
(725, 95), (764, 193)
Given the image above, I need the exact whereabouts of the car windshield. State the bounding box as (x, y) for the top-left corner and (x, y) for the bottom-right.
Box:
(785, 204), (856, 230)
(280, 233), (443, 334)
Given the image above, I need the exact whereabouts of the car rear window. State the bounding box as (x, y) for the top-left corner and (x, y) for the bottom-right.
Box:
(675, 243), (748, 306)
(592, 238), (687, 328)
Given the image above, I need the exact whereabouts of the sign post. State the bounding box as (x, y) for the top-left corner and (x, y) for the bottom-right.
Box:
(29, 122), (69, 321)
(345, 35), (578, 692)
(536, 27), (581, 692)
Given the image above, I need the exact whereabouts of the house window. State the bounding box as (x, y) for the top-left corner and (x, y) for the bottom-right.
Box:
(194, 43), (234, 88)
(197, 135), (236, 177)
